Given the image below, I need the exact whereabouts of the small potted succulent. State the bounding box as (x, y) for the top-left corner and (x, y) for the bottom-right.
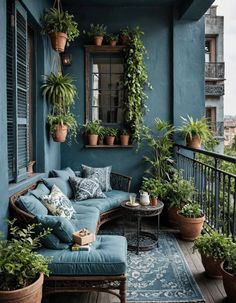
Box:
(106, 33), (119, 47)
(104, 128), (117, 145)
(119, 129), (130, 146)
(221, 241), (236, 302)
(0, 221), (50, 303)
(141, 177), (165, 206)
(177, 203), (205, 241)
(86, 24), (107, 46)
(178, 115), (212, 149)
(83, 120), (102, 146)
(193, 231), (232, 278)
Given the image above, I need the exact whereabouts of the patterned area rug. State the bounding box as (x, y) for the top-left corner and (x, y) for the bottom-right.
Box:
(126, 232), (205, 303)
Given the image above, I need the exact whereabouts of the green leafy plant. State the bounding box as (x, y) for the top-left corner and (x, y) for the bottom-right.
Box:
(141, 177), (166, 199)
(106, 33), (119, 42)
(165, 172), (195, 208)
(119, 129), (130, 136)
(179, 203), (203, 218)
(193, 231), (232, 261)
(0, 220), (50, 291)
(105, 128), (117, 137)
(83, 120), (102, 135)
(48, 113), (77, 139)
(87, 24), (107, 37)
(225, 241), (236, 275)
(143, 118), (175, 181)
(124, 26), (151, 143)
(120, 26), (131, 38)
(41, 8), (80, 43)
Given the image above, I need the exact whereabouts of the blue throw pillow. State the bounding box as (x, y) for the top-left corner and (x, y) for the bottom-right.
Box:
(16, 195), (48, 216)
(30, 183), (50, 200)
(41, 234), (69, 250)
(36, 215), (76, 243)
(50, 167), (76, 179)
(43, 177), (73, 199)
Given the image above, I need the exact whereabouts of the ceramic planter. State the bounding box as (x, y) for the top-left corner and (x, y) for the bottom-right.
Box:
(49, 32), (68, 52)
(120, 135), (129, 146)
(186, 135), (201, 149)
(150, 196), (158, 206)
(52, 124), (68, 142)
(109, 40), (117, 47)
(221, 261), (236, 302)
(94, 36), (103, 46)
(177, 212), (205, 241)
(87, 134), (98, 146)
(27, 161), (35, 176)
(105, 136), (115, 145)
(201, 254), (223, 279)
(0, 273), (44, 303)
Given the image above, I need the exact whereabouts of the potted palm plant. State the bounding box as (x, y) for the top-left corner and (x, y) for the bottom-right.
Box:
(104, 128), (117, 145)
(178, 115), (212, 149)
(41, 72), (78, 142)
(41, 0), (80, 52)
(86, 24), (107, 46)
(177, 203), (205, 241)
(83, 120), (102, 146)
(193, 231), (232, 278)
(0, 221), (50, 303)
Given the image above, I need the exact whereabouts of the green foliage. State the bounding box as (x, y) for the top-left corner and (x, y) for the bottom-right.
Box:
(119, 129), (130, 136)
(48, 113), (77, 141)
(179, 203), (203, 218)
(141, 177), (165, 198)
(165, 172), (195, 208)
(231, 135), (236, 151)
(87, 24), (107, 37)
(193, 231), (232, 260)
(41, 8), (80, 43)
(0, 220), (50, 291)
(104, 128), (117, 137)
(178, 115), (212, 143)
(225, 241), (236, 275)
(124, 26), (150, 143)
(143, 118), (175, 181)
(83, 120), (102, 135)
(120, 26), (131, 37)
(106, 33), (119, 42)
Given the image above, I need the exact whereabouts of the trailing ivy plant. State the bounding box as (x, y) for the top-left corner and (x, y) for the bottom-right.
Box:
(124, 26), (151, 143)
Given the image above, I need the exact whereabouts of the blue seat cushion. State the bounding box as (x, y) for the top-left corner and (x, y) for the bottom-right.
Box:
(37, 235), (127, 276)
(43, 177), (74, 199)
(71, 205), (100, 234)
(73, 190), (129, 214)
(16, 194), (48, 216)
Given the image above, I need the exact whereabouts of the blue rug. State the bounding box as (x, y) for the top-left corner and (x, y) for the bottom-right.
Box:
(126, 232), (205, 303)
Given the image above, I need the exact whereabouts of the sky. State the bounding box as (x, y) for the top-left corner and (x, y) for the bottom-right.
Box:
(213, 0), (236, 116)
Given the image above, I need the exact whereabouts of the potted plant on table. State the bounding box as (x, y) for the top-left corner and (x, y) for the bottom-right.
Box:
(104, 128), (117, 145)
(83, 120), (102, 146)
(119, 129), (130, 146)
(193, 231), (232, 278)
(178, 115), (212, 149)
(177, 203), (205, 241)
(0, 221), (50, 303)
(141, 177), (165, 206)
(221, 241), (236, 302)
(41, 0), (80, 52)
(41, 72), (78, 143)
(87, 24), (107, 46)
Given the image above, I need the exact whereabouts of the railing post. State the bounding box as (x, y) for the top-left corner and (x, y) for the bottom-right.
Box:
(214, 158), (220, 231)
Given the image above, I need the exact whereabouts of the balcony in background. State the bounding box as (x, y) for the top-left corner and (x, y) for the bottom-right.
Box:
(205, 62), (225, 80)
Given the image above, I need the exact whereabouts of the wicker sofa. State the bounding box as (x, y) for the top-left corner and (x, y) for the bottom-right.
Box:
(10, 169), (132, 303)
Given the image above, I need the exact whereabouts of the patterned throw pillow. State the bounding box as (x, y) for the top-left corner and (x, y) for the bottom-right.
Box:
(69, 176), (106, 201)
(41, 185), (75, 219)
(81, 164), (112, 192)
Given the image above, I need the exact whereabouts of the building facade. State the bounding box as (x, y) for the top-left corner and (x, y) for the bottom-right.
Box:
(205, 5), (225, 153)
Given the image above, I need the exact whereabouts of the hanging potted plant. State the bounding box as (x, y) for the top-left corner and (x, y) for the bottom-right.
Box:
(104, 128), (117, 145)
(178, 115), (212, 149)
(119, 129), (130, 146)
(83, 120), (102, 146)
(177, 203), (205, 241)
(41, 0), (80, 52)
(193, 231), (232, 279)
(86, 24), (107, 46)
(0, 221), (50, 303)
(41, 72), (78, 142)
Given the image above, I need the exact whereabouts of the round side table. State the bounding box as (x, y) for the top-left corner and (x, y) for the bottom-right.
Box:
(121, 200), (164, 255)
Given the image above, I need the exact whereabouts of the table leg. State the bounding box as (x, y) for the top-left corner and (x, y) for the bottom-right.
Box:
(157, 214), (160, 247)
(137, 215), (141, 255)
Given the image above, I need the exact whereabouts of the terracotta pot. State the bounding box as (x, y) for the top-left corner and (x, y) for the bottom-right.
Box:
(150, 197), (158, 206)
(49, 32), (68, 53)
(52, 124), (68, 142)
(87, 134), (98, 146)
(201, 254), (223, 279)
(110, 40), (117, 47)
(94, 36), (103, 46)
(186, 135), (202, 149)
(0, 272), (44, 303)
(167, 206), (181, 229)
(27, 161), (35, 176)
(105, 136), (115, 145)
(221, 262), (236, 302)
(120, 135), (129, 146)
(177, 212), (205, 241)
(120, 34), (129, 45)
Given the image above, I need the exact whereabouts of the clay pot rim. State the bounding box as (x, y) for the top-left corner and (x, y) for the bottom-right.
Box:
(177, 211), (205, 222)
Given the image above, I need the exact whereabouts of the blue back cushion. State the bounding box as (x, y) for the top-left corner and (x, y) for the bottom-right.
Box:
(43, 177), (73, 199)
(50, 167), (76, 179)
(30, 183), (50, 199)
(16, 195), (48, 216)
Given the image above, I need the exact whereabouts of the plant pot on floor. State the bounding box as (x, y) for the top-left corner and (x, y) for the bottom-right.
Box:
(0, 273), (44, 303)
(52, 124), (68, 142)
(105, 136), (115, 145)
(87, 134), (98, 146)
(177, 212), (205, 241)
(221, 262), (236, 302)
(201, 254), (223, 279)
(49, 32), (68, 52)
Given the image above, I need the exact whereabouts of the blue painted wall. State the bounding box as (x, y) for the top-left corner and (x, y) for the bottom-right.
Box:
(61, 4), (205, 190)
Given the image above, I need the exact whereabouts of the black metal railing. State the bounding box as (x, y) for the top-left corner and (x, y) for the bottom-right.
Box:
(205, 62), (225, 79)
(174, 144), (236, 240)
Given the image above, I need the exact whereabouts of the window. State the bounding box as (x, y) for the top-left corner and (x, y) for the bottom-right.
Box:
(205, 38), (216, 62)
(205, 107), (216, 133)
(7, 0), (34, 183)
(85, 46), (125, 126)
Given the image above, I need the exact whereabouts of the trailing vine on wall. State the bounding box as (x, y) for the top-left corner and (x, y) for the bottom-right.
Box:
(124, 27), (151, 143)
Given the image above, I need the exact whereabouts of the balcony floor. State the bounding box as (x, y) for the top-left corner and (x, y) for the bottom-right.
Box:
(43, 219), (227, 303)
